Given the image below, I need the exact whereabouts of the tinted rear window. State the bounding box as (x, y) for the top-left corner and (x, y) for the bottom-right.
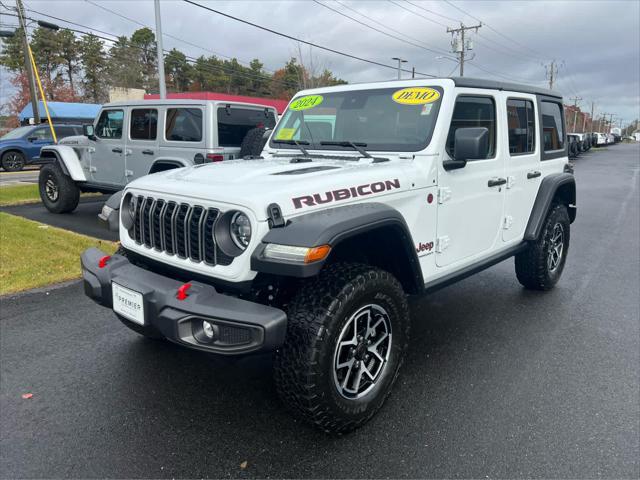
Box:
(217, 107), (276, 147)
(541, 101), (564, 151)
(165, 108), (203, 142)
(130, 109), (158, 140)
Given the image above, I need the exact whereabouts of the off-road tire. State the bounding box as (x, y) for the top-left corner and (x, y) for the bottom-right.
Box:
(273, 263), (410, 435)
(38, 163), (80, 213)
(239, 127), (268, 158)
(515, 203), (570, 290)
(113, 246), (164, 340)
(1, 150), (26, 171)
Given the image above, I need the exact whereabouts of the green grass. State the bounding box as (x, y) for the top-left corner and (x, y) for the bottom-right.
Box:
(0, 212), (117, 295)
(0, 184), (40, 206)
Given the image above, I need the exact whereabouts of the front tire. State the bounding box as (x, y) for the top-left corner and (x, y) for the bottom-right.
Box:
(38, 163), (80, 213)
(1, 151), (25, 171)
(515, 203), (570, 290)
(273, 263), (410, 434)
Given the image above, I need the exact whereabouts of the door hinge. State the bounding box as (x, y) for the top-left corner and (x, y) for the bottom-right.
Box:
(437, 187), (452, 204)
(506, 176), (515, 189)
(88, 166), (97, 173)
(125, 169), (134, 177)
(503, 215), (513, 230)
(125, 149), (132, 156)
(436, 236), (450, 253)
(88, 147), (95, 153)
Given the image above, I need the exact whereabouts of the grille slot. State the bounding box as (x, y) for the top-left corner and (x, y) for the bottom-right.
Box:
(131, 195), (229, 267)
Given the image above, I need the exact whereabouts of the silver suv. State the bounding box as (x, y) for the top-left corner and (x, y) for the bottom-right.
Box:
(38, 99), (278, 213)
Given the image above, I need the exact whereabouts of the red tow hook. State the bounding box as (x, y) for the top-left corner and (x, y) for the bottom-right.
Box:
(176, 282), (192, 301)
(98, 255), (111, 268)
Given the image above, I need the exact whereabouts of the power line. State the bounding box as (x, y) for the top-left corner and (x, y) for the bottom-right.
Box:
(387, 0), (448, 28)
(333, 0), (453, 58)
(82, 0), (274, 74)
(181, 0), (437, 77)
(2, 10), (301, 91)
(442, 0), (546, 61)
(312, 0), (449, 56)
(403, 0), (462, 23)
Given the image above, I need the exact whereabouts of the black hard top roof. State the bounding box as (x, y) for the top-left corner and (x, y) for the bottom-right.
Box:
(451, 77), (563, 99)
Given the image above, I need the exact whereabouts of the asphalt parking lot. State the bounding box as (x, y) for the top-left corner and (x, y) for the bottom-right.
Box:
(1, 144), (638, 479)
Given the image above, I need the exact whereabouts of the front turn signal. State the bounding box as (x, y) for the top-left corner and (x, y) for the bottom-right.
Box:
(304, 245), (331, 264)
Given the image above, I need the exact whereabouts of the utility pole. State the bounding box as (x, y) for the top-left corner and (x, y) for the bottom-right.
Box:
(569, 96), (582, 132)
(447, 22), (481, 77)
(587, 101), (595, 132)
(15, 0), (39, 123)
(545, 60), (558, 90)
(154, 0), (166, 98)
(391, 57), (407, 80)
(412, 66), (415, 79)
(600, 112), (611, 133)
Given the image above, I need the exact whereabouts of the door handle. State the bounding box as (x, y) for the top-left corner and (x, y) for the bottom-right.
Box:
(488, 177), (507, 187)
(111, 147), (123, 153)
(527, 170), (541, 179)
(142, 149), (154, 155)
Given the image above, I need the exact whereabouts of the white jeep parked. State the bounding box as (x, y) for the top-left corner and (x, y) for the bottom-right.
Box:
(81, 78), (576, 434)
(38, 99), (277, 213)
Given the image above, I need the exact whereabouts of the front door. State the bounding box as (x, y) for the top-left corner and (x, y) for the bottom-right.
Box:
(126, 107), (159, 181)
(436, 93), (505, 268)
(25, 126), (53, 160)
(91, 108), (126, 186)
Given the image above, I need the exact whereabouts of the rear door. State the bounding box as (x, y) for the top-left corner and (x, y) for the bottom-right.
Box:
(125, 107), (159, 181)
(215, 105), (277, 159)
(91, 108), (127, 186)
(502, 95), (540, 242)
(435, 92), (506, 268)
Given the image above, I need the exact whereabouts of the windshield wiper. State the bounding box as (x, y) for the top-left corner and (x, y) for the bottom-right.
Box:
(320, 141), (372, 158)
(272, 139), (312, 158)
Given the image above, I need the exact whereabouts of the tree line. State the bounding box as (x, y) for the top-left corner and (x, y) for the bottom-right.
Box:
(0, 26), (346, 124)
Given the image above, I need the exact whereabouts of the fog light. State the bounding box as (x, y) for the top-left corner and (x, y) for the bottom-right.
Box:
(202, 320), (215, 340)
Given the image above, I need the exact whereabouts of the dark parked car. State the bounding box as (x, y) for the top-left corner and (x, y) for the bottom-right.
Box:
(567, 134), (580, 158)
(0, 124), (83, 171)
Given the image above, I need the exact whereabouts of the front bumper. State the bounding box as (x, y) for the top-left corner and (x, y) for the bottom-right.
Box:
(81, 247), (287, 355)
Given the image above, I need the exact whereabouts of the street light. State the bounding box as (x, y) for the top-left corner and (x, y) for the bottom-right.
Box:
(392, 57), (407, 80)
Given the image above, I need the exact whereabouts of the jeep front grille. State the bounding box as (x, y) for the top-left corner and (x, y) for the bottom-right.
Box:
(131, 196), (233, 266)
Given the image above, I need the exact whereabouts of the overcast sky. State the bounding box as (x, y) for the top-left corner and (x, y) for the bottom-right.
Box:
(1, 0), (639, 126)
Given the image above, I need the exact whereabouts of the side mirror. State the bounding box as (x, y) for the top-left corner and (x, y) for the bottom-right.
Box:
(83, 124), (96, 140)
(443, 127), (490, 171)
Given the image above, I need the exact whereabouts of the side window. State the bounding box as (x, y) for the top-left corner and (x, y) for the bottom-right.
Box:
(95, 110), (124, 139)
(446, 96), (496, 160)
(541, 101), (564, 151)
(217, 107), (277, 147)
(507, 99), (535, 155)
(130, 108), (158, 141)
(31, 128), (52, 140)
(165, 108), (203, 142)
(57, 126), (75, 138)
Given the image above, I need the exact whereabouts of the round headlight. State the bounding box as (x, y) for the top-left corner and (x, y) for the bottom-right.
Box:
(121, 193), (136, 230)
(230, 211), (251, 249)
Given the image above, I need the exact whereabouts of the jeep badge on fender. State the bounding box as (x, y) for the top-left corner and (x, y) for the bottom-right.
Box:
(80, 78), (575, 434)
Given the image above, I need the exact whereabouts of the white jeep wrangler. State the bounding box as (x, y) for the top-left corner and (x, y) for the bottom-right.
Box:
(81, 78), (576, 434)
(38, 99), (277, 213)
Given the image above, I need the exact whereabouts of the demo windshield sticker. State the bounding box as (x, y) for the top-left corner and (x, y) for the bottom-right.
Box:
(275, 128), (296, 140)
(392, 87), (440, 105)
(289, 95), (324, 111)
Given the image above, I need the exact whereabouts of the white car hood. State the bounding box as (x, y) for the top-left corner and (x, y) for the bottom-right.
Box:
(128, 155), (412, 220)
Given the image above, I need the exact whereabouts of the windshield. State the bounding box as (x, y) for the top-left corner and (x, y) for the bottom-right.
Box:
(270, 86), (443, 152)
(1, 126), (32, 141)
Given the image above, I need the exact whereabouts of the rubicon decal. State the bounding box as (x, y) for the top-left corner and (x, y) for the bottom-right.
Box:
(293, 179), (401, 209)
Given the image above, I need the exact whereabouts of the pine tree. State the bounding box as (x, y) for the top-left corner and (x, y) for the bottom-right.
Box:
(79, 34), (108, 103)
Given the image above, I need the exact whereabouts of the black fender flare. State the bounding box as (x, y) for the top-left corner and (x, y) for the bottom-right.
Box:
(251, 202), (424, 292)
(148, 159), (186, 174)
(524, 172), (576, 241)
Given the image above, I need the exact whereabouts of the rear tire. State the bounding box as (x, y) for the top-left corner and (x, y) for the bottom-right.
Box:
(515, 203), (570, 290)
(1, 151), (25, 171)
(38, 163), (80, 213)
(273, 263), (410, 434)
